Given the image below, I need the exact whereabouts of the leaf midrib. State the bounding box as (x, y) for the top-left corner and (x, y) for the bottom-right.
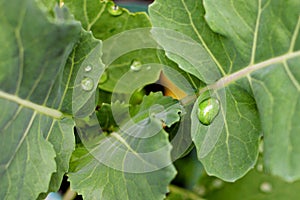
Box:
(0, 90), (63, 119)
(200, 50), (300, 94)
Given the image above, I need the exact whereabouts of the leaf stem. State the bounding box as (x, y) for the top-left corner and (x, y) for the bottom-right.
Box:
(179, 51), (300, 106)
(199, 51), (300, 94)
(0, 90), (63, 119)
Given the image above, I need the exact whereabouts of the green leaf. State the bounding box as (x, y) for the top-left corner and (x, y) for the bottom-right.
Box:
(68, 92), (181, 200)
(191, 85), (261, 181)
(131, 92), (183, 127)
(64, 0), (162, 93)
(149, 0), (300, 181)
(0, 0), (81, 199)
(44, 29), (104, 196)
(61, 30), (105, 116)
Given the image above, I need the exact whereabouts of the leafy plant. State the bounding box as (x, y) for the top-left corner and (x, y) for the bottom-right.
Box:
(0, 0), (299, 199)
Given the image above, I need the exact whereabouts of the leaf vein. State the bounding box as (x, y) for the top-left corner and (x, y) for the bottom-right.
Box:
(180, 0), (226, 76)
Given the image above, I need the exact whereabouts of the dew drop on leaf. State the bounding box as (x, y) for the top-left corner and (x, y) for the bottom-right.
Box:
(108, 2), (123, 16)
(99, 71), (108, 84)
(84, 65), (92, 72)
(260, 182), (272, 193)
(194, 185), (206, 196)
(130, 60), (142, 72)
(211, 179), (224, 189)
(256, 163), (263, 172)
(197, 98), (220, 125)
(81, 77), (94, 91)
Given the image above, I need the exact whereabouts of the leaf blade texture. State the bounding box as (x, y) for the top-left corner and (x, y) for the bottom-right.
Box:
(149, 0), (300, 181)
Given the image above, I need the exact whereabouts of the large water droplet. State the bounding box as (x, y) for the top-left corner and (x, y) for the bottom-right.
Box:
(85, 65), (92, 72)
(108, 2), (123, 16)
(130, 60), (142, 72)
(81, 77), (94, 91)
(99, 71), (108, 84)
(260, 182), (272, 193)
(197, 98), (220, 125)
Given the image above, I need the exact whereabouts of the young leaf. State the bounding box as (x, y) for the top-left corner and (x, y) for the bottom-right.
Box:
(0, 1), (81, 199)
(131, 92), (183, 127)
(150, 0), (300, 181)
(68, 92), (182, 200)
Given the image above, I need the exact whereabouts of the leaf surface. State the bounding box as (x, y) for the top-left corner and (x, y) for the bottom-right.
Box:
(64, 0), (162, 93)
(68, 92), (181, 200)
(149, 0), (300, 181)
(0, 1), (82, 199)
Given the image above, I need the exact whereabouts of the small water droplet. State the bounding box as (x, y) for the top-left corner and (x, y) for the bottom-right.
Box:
(194, 185), (206, 196)
(260, 182), (272, 193)
(85, 65), (92, 72)
(256, 163), (263, 172)
(146, 66), (151, 70)
(130, 60), (142, 72)
(99, 71), (108, 84)
(197, 98), (220, 125)
(212, 179), (224, 189)
(81, 77), (94, 91)
(108, 2), (123, 16)
(259, 140), (264, 153)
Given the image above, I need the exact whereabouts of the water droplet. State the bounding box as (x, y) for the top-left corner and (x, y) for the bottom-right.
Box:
(81, 77), (94, 91)
(108, 2), (123, 16)
(85, 65), (92, 72)
(259, 140), (264, 153)
(146, 66), (151, 70)
(260, 182), (272, 193)
(194, 185), (206, 196)
(99, 71), (108, 84)
(256, 163), (263, 172)
(197, 98), (220, 125)
(130, 60), (142, 72)
(212, 179), (224, 189)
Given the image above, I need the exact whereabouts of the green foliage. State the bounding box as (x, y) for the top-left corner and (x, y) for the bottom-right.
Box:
(150, 0), (300, 182)
(0, 0), (299, 199)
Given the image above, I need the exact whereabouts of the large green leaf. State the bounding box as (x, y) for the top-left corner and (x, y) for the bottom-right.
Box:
(0, 1), (81, 199)
(64, 0), (162, 93)
(68, 92), (181, 200)
(149, 0), (300, 181)
(0, 1), (105, 199)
